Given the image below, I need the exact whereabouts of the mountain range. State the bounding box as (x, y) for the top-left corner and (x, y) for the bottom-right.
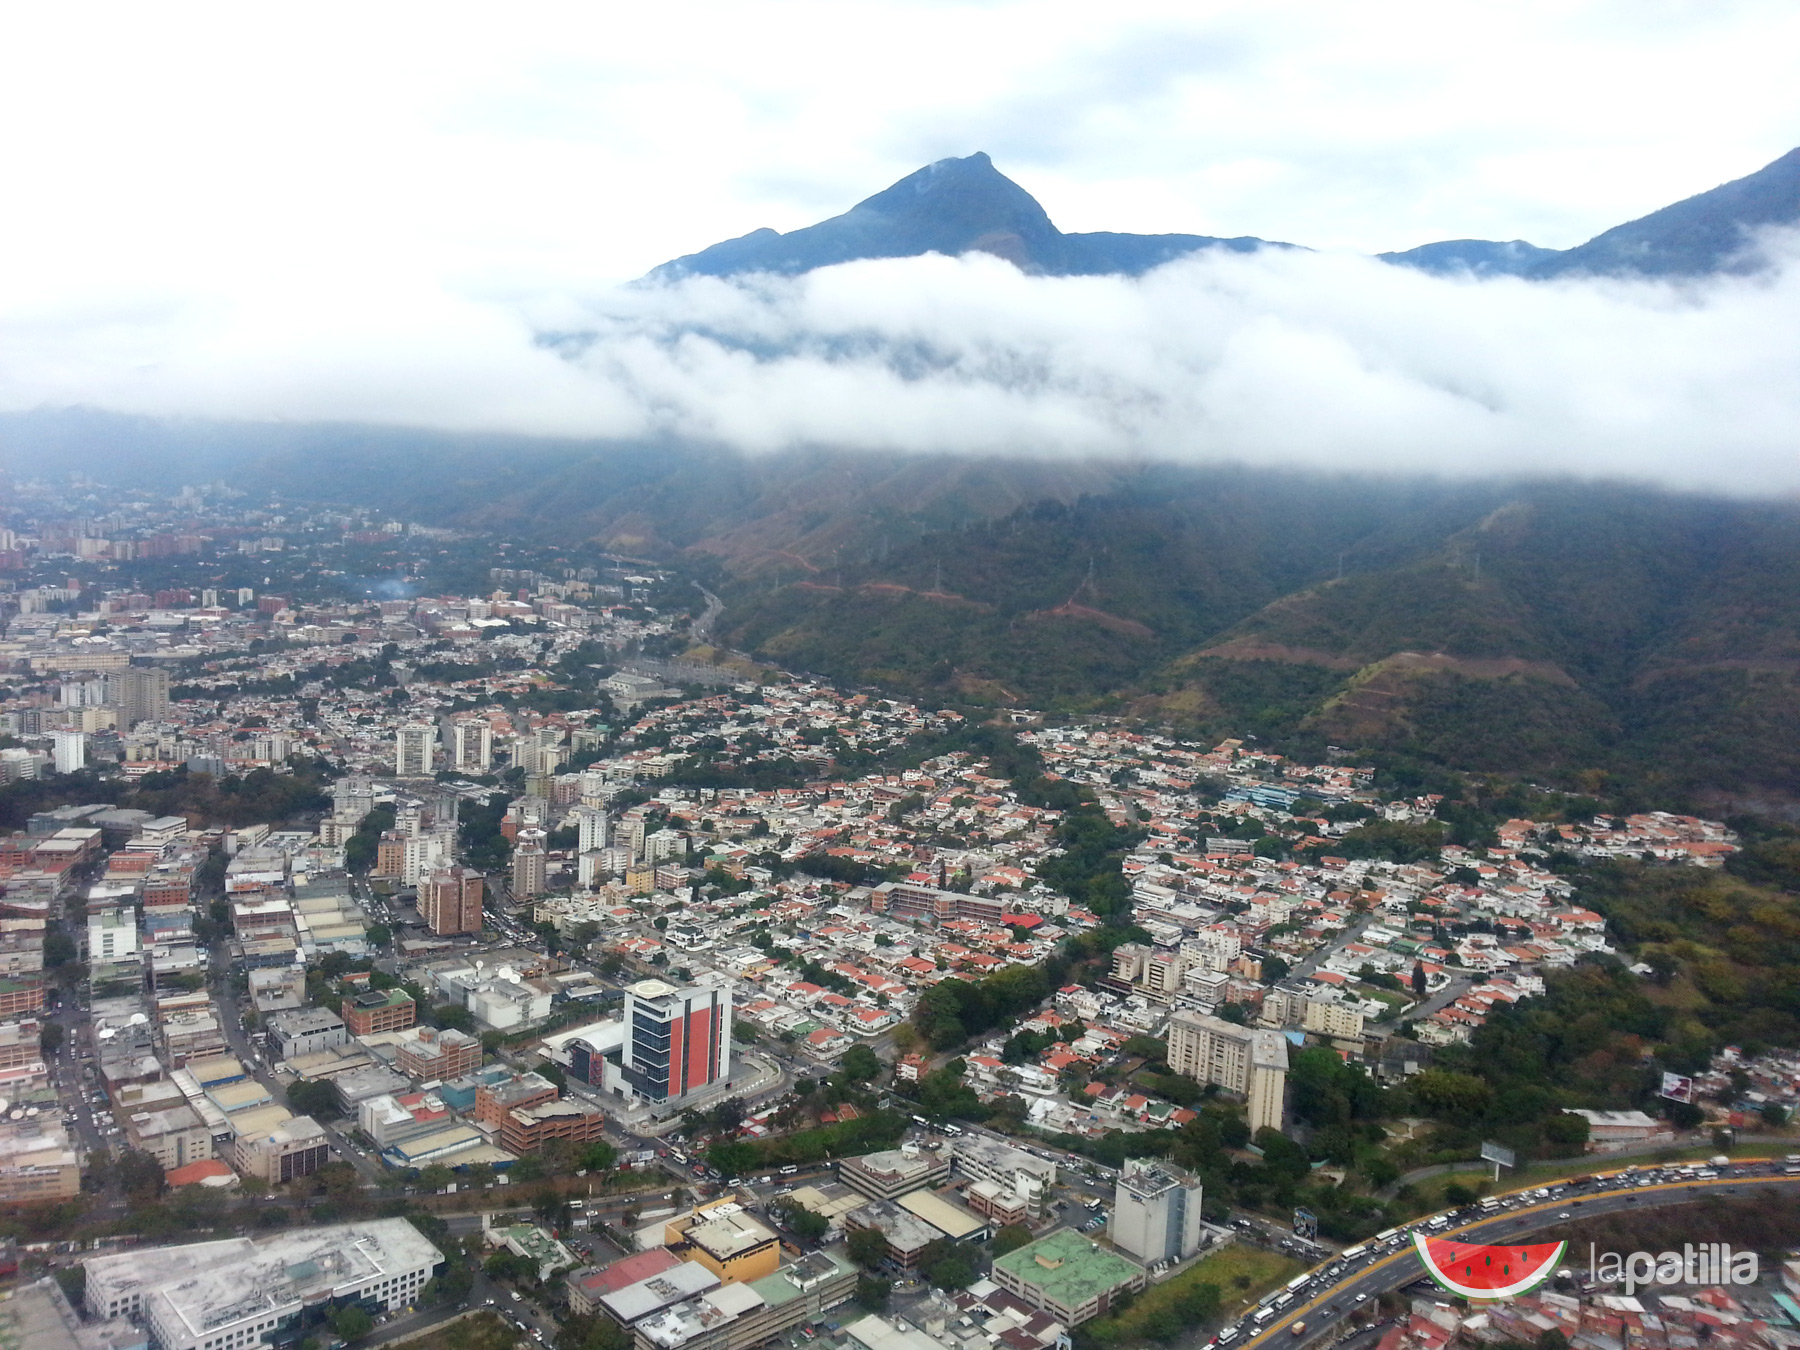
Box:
(7, 410), (1800, 813)
(651, 146), (1800, 281)
(8, 146), (1800, 811)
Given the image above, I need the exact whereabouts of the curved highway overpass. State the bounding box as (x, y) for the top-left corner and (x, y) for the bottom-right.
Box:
(1222, 1156), (1800, 1350)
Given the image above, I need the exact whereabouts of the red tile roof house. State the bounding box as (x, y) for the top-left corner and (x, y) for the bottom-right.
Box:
(850, 1006), (899, 1032)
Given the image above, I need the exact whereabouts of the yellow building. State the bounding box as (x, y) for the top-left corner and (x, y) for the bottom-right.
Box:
(665, 1198), (780, 1285)
(0, 1120), (80, 1203)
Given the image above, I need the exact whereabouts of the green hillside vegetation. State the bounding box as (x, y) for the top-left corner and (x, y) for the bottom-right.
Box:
(23, 415), (1800, 801)
(724, 471), (1505, 705)
(722, 480), (1800, 801)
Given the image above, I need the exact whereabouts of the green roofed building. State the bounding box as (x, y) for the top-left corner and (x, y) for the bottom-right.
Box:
(990, 1229), (1146, 1327)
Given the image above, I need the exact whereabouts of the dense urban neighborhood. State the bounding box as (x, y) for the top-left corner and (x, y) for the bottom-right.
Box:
(3, 479), (1800, 1350)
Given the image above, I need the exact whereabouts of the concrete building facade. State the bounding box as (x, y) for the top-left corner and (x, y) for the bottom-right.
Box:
(1166, 1009), (1288, 1134)
(1110, 1158), (1204, 1266)
(419, 866), (485, 936)
(622, 979), (732, 1105)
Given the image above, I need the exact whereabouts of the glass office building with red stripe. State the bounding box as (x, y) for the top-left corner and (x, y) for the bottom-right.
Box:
(621, 978), (733, 1103)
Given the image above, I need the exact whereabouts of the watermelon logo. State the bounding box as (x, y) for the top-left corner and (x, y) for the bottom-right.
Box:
(1414, 1234), (1567, 1301)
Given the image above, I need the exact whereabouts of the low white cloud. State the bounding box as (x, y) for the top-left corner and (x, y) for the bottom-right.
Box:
(8, 240), (1800, 494)
(550, 241), (1800, 493)
(1, 2), (1798, 492)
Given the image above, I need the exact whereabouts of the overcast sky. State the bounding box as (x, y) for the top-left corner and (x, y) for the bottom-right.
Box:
(3, 2), (1799, 489)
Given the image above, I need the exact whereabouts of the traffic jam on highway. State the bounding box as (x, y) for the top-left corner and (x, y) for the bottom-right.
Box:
(1208, 1153), (1800, 1350)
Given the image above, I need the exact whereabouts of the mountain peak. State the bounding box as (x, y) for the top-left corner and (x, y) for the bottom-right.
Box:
(647, 153), (1285, 281)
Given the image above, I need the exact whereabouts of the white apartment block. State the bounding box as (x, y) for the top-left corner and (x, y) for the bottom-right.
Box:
(1167, 1009), (1288, 1135)
(451, 719), (493, 773)
(394, 723), (437, 776)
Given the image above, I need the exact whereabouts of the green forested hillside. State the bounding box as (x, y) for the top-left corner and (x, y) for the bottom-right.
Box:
(11, 410), (1800, 803)
(721, 480), (1800, 803)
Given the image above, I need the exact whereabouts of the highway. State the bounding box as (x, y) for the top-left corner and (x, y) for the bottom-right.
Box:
(1221, 1158), (1800, 1350)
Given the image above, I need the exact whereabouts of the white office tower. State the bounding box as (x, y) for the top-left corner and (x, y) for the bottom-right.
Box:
(451, 719), (493, 773)
(51, 728), (87, 774)
(1111, 1158), (1205, 1265)
(578, 849), (608, 889)
(578, 769), (610, 808)
(402, 830), (453, 886)
(394, 722), (437, 776)
(576, 805), (609, 854)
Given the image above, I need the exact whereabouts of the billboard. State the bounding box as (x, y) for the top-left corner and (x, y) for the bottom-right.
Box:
(1659, 1072), (1695, 1104)
(1480, 1141), (1517, 1169)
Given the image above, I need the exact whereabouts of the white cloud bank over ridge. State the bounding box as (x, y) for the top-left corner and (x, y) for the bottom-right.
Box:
(9, 239), (1799, 494)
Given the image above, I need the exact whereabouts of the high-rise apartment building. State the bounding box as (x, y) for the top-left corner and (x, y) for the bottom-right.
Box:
(108, 665), (170, 729)
(1111, 1158), (1204, 1265)
(1167, 1009), (1288, 1135)
(394, 723), (437, 776)
(451, 719), (493, 773)
(419, 866), (485, 936)
(514, 727), (567, 777)
(1247, 1031), (1289, 1135)
(621, 978), (732, 1104)
(50, 728), (86, 774)
(578, 849), (608, 889)
(511, 839), (546, 899)
(401, 830), (453, 886)
(575, 805), (609, 854)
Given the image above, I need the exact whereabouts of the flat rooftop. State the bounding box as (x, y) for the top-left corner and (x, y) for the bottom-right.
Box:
(685, 1208), (778, 1261)
(602, 1261), (721, 1325)
(896, 1189), (985, 1241)
(125, 1221), (442, 1340)
(992, 1229), (1144, 1308)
